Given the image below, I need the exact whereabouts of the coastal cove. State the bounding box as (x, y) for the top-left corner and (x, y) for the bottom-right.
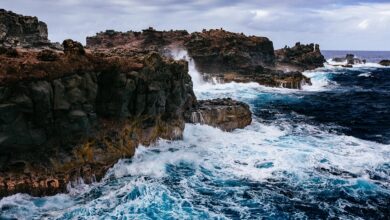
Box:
(0, 8), (390, 220)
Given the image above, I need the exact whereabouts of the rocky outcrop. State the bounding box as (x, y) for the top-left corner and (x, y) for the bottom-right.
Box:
(332, 54), (366, 67)
(185, 98), (251, 131)
(379, 60), (390, 66)
(184, 30), (312, 89)
(87, 28), (189, 53)
(185, 29), (275, 73)
(0, 39), (198, 197)
(275, 42), (326, 71)
(87, 28), (314, 89)
(0, 9), (49, 47)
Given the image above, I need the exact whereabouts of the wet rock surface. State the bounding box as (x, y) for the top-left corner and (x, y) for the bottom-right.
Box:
(185, 98), (252, 131)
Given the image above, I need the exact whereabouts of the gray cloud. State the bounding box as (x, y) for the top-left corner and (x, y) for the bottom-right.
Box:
(1, 0), (389, 50)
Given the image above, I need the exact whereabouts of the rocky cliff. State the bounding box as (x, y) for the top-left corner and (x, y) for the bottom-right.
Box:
(0, 10), (252, 197)
(275, 42), (326, 71)
(0, 9), (50, 47)
(185, 29), (275, 73)
(0, 40), (197, 196)
(87, 28), (321, 89)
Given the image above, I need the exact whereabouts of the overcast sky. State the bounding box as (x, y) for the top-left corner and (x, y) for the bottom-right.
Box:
(2, 0), (390, 50)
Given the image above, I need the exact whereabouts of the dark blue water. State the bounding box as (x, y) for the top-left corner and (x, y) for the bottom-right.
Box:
(255, 67), (390, 144)
(0, 52), (389, 219)
(322, 50), (390, 63)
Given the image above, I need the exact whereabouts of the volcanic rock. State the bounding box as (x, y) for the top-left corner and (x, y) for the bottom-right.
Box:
(275, 42), (326, 71)
(0, 11), (254, 197)
(331, 54), (366, 65)
(185, 29), (275, 74)
(0, 9), (49, 47)
(185, 98), (252, 131)
(379, 60), (390, 66)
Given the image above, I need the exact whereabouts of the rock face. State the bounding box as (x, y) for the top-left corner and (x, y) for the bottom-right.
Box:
(185, 29), (275, 73)
(185, 98), (252, 131)
(275, 42), (326, 71)
(0, 9), (49, 47)
(0, 39), (198, 197)
(87, 28), (322, 89)
(379, 60), (390, 66)
(87, 28), (189, 53)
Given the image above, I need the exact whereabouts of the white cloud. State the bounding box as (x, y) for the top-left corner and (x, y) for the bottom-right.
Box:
(1, 0), (389, 50)
(358, 20), (369, 30)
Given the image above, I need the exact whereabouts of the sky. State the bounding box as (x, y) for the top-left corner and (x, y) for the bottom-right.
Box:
(1, 0), (390, 50)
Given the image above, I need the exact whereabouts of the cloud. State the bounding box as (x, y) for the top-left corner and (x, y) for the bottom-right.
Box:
(1, 0), (389, 50)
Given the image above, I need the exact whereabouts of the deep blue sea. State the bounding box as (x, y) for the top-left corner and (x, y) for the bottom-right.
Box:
(1, 51), (390, 219)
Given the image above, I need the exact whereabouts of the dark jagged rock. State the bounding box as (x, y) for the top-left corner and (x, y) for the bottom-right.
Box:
(275, 42), (326, 71)
(0, 46), (18, 57)
(185, 29), (275, 73)
(203, 70), (311, 89)
(184, 30), (310, 89)
(0, 9), (49, 47)
(185, 98), (252, 131)
(63, 39), (85, 56)
(87, 28), (320, 89)
(331, 54), (366, 66)
(87, 28), (189, 51)
(379, 60), (390, 66)
(37, 49), (59, 61)
(0, 39), (198, 197)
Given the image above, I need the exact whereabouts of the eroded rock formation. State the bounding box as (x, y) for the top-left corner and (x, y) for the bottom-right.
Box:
(275, 42), (326, 71)
(87, 29), (324, 89)
(379, 60), (390, 66)
(185, 29), (275, 73)
(0, 40), (198, 196)
(185, 98), (252, 132)
(331, 54), (366, 67)
(0, 9), (49, 47)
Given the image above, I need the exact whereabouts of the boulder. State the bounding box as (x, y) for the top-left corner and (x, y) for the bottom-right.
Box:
(63, 39), (85, 55)
(379, 60), (390, 66)
(275, 42), (326, 71)
(185, 98), (252, 131)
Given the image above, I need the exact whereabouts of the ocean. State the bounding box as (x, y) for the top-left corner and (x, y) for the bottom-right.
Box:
(1, 51), (390, 219)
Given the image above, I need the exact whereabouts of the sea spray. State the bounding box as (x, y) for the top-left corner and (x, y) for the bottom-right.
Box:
(170, 49), (206, 89)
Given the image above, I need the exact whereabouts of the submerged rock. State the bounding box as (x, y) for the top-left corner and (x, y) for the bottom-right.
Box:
(185, 98), (252, 131)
